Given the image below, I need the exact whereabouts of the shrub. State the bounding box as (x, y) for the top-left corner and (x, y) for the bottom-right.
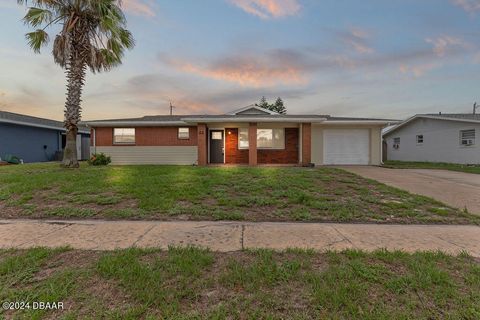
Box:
(88, 153), (111, 166)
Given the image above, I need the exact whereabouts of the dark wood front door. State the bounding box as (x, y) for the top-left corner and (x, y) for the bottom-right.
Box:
(209, 130), (224, 164)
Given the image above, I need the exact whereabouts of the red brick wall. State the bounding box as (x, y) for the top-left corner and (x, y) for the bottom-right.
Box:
(95, 127), (114, 146)
(93, 126), (198, 146)
(225, 127), (299, 164)
(197, 124), (207, 166)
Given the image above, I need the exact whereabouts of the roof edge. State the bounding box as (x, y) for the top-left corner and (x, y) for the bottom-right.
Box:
(383, 114), (480, 136)
(0, 118), (90, 134)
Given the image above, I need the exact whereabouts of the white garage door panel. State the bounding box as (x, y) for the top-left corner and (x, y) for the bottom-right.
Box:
(324, 129), (370, 165)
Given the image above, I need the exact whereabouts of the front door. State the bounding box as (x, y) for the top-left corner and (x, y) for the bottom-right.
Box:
(209, 130), (224, 164)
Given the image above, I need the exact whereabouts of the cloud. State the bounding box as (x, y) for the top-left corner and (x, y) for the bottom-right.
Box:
(229, 0), (300, 19)
(451, 0), (480, 13)
(399, 62), (439, 77)
(122, 0), (156, 17)
(474, 52), (480, 63)
(159, 53), (307, 87)
(337, 28), (374, 54)
(0, 87), (62, 120)
(83, 71), (315, 118)
(425, 36), (467, 57)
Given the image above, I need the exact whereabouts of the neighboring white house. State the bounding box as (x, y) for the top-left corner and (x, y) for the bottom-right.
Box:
(383, 113), (480, 164)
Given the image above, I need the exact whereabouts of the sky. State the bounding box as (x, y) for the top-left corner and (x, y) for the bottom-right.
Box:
(0, 0), (480, 121)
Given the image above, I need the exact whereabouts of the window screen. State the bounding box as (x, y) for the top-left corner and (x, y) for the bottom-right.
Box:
(113, 128), (135, 144)
(178, 127), (190, 139)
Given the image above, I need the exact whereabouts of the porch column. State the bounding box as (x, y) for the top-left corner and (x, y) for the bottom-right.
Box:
(301, 123), (311, 165)
(248, 122), (257, 166)
(197, 123), (207, 166)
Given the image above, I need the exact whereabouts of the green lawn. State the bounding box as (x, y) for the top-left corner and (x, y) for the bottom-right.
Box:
(0, 163), (478, 224)
(0, 247), (479, 319)
(384, 161), (480, 174)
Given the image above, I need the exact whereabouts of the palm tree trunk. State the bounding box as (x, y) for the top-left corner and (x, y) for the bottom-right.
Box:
(61, 56), (86, 168)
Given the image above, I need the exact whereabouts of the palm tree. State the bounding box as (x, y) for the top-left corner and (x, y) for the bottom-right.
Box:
(17, 0), (134, 167)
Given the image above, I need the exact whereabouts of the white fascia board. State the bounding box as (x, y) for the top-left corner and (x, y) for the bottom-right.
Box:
(84, 121), (188, 127)
(0, 118), (90, 134)
(322, 120), (398, 126)
(181, 117), (327, 123)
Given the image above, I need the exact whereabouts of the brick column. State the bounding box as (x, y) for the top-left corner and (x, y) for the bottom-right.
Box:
(197, 123), (207, 166)
(301, 123), (311, 166)
(248, 122), (257, 166)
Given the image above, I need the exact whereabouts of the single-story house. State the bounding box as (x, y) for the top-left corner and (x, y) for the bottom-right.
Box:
(86, 106), (395, 166)
(383, 113), (479, 164)
(0, 111), (91, 163)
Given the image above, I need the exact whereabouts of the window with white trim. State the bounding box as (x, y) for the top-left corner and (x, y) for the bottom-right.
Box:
(416, 135), (423, 144)
(393, 137), (400, 150)
(238, 128), (285, 149)
(178, 127), (190, 139)
(113, 128), (135, 144)
(460, 129), (475, 146)
(238, 128), (249, 149)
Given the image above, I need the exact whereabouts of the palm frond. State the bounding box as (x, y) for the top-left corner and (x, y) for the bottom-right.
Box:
(23, 7), (53, 27)
(118, 28), (134, 49)
(25, 29), (50, 53)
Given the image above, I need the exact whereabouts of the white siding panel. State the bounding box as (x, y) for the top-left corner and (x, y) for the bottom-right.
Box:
(323, 129), (370, 165)
(385, 118), (480, 164)
(94, 146), (198, 165)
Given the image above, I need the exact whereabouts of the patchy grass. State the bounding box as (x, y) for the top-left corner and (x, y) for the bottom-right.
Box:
(0, 163), (478, 224)
(1, 247), (479, 319)
(384, 160), (480, 174)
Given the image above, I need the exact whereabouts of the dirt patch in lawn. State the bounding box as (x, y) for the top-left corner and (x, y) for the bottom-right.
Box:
(0, 188), (140, 219)
(33, 250), (101, 282)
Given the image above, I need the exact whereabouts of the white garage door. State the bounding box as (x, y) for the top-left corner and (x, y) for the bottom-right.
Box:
(323, 129), (370, 165)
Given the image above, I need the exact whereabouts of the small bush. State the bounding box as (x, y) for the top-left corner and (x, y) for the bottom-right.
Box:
(88, 153), (111, 166)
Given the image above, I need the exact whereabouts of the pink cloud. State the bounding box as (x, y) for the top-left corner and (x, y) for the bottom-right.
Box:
(346, 28), (374, 54)
(164, 55), (306, 87)
(229, 0), (301, 19)
(399, 62), (438, 77)
(451, 0), (480, 12)
(425, 36), (467, 57)
(122, 0), (156, 17)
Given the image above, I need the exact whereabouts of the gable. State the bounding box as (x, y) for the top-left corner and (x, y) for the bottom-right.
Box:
(236, 107), (271, 115)
(226, 105), (278, 115)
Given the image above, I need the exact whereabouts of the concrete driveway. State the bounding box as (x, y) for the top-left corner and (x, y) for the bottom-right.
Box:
(341, 166), (480, 215)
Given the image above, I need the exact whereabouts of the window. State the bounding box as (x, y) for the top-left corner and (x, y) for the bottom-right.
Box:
(393, 137), (400, 149)
(178, 127), (190, 139)
(460, 129), (475, 146)
(416, 135), (424, 144)
(211, 132), (222, 140)
(257, 129), (285, 149)
(113, 128), (135, 144)
(238, 128), (285, 149)
(238, 128), (249, 149)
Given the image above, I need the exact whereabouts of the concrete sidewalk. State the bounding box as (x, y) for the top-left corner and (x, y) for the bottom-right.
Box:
(1, 220), (479, 256)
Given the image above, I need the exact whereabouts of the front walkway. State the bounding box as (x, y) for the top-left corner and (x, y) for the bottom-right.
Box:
(1, 220), (479, 256)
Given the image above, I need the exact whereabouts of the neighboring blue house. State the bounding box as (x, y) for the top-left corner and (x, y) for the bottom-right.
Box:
(0, 111), (90, 163)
